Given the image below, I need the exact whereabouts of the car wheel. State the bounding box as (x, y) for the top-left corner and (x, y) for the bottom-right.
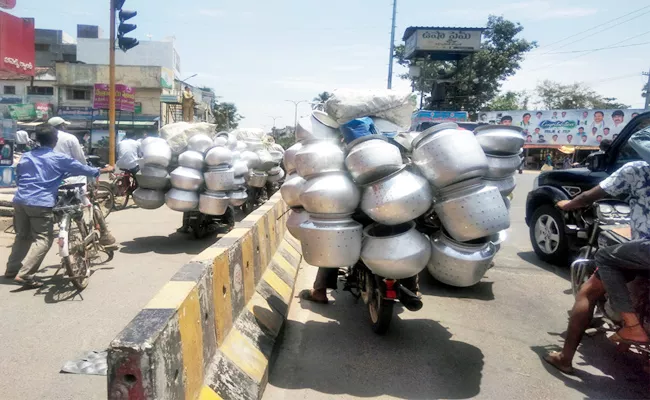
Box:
(529, 204), (569, 265)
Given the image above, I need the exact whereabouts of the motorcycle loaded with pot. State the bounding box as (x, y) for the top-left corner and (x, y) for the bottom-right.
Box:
(281, 95), (523, 334)
(132, 127), (285, 239)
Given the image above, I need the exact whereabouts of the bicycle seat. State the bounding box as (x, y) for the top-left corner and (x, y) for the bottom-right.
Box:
(59, 182), (86, 190)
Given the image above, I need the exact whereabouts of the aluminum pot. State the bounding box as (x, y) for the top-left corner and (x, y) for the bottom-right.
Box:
(213, 136), (228, 147)
(246, 170), (268, 188)
(233, 176), (246, 186)
(141, 136), (165, 149)
(132, 188), (165, 209)
(205, 146), (233, 167)
(483, 175), (516, 197)
(199, 190), (230, 216)
(427, 231), (497, 287)
(229, 188), (248, 207)
(178, 150), (205, 170)
(474, 125), (525, 155)
(256, 149), (277, 171)
(361, 222), (431, 279)
(300, 213), (362, 268)
(135, 165), (170, 190)
(412, 122), (488, 188)
(280, 173), (306, 208)
(204, 166), (234, 191)
(283, 142), (303, 173)
(300, 172), (360, 214)
(187, 134), (213, 154)
(267, 168), (285, 183)
(165, 188), (199, 212)
(433, 180), (510, 242)
(142, 139), (172, 168)
(269, 150), (284, 164)
(294, 139), (345, 179)
(235, 141), (247, 152)
(170, 166), (204, 191)
(361, 166), (432, 225)
(296, 116), (339, 141)
(241, 150), (261, 170)
(233, 160), (249, 177)
(503, 196), (511, 210)
(485, 153), (522, 179)
(286, 207), (309, 240)
(216, 131), (238, 149)
(345, 135), (403, 185)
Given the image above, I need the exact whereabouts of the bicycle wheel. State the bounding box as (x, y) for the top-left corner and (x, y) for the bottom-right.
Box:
(95, 182), (115, 218)
(111, 178), (130, 210)
(63, 220), (90, 290)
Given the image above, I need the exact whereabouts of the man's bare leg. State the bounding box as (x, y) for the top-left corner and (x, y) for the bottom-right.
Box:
(544, 274), (606, 373)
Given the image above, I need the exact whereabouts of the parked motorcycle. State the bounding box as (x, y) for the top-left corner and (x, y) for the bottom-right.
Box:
(569, 200), (649, 356)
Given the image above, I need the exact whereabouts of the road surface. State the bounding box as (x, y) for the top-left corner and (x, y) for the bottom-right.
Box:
(264, 172), (649, 400)
(0, 204), (230, 400)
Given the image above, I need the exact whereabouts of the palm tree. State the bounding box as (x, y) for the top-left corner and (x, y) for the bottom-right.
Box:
(312, 91), (333, 109)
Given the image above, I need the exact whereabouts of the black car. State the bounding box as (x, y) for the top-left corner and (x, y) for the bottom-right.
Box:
(525, 111), (649, 265)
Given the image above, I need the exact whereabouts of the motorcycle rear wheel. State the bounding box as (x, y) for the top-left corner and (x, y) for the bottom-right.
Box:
(365, 272), (393, 334)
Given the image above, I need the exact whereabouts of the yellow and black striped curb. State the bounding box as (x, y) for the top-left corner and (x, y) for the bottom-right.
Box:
(107, 192), (302, 400)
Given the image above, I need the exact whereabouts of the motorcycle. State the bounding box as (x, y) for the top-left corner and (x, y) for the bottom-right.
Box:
(569, 200), (649, 355)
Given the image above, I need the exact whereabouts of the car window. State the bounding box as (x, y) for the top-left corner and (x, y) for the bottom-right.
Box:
(613, 117), (650, 167)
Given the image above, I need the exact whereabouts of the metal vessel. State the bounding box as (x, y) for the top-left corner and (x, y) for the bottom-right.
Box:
(165, 188), (199, 212)
(178, 150), (205, 170)
(204, 166), (235, 191)
(474, 125), (525, 155)
(300, 172), (360, 214)
(345, 135), (403, 185)
(199, 190), (230, 215)
(132, 188), (165, 209)
(170, 166), (204, 191)
(300, 213), (362, 268)
(294, 139), (345, 179)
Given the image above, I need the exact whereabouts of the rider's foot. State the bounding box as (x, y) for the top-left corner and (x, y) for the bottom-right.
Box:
(543, 351), (575, 374)
(99, 233), (116, 246)
(610, 324), (650, 344)
(177, 226), (190, 234)
(299, 289), (329, 304)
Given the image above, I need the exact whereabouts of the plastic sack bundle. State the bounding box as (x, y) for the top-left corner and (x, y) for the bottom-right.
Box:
(324, 89), (417, 128)
(232, 128), (266, 142)
(628, 127), (650, 164)
(160, 122), (216, 154)
(339, 117), (376, 144)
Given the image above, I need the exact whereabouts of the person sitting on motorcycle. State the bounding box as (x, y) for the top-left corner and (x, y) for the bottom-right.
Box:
(544, 155), (650, 373)
(4, 129), (114, 288)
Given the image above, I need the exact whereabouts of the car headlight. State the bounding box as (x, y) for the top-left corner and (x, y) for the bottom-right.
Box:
(532, 176), (539, 190)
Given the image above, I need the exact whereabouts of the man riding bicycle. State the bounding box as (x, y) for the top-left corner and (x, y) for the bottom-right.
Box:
(116, 131), (142, 175)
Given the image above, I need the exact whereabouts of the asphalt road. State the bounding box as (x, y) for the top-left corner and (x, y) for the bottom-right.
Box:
(0, 203), (231, 400)
(264, 172), (650, 400)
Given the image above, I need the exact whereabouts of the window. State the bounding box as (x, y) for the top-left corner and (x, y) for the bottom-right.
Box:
(3, 86), (15, 95)
(66, 88), (91, 100)
(27, 86), (54, 96)
(34, 43), (50, 51)
(62, 54), (76, 62)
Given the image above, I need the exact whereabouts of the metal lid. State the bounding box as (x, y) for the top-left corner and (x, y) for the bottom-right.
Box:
(345, 133), (387, 151)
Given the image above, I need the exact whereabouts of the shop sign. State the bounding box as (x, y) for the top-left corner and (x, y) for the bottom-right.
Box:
(93, 84), (136, 112)
(134, 102), (142, 114)
(479, 109), (647, 147)
(404, 27), (483, 58)
(58, 105), (93, 120)
(8, 103), (35, 120)
(34, 102), (50, 119)
(0, 11), (34, 76)
(0, 1), (16, 10)
(0, 137), (13, 166)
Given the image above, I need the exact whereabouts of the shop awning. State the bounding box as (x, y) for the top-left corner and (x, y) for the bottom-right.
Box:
(92, 120), (158, 127)
(17, 121), (45, 127)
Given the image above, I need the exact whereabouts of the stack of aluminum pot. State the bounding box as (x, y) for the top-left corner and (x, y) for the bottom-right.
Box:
(133, 137), (172, 209)
(219, 132), (249, 207)
(281, 107), (525, 288)
(165, 134), (213, 212)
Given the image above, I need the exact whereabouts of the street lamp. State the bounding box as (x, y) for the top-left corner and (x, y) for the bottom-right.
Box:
(284, 100), (314, 133)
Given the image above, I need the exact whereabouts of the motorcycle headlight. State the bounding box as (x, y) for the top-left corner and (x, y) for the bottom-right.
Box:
(614, 204), (630, 214)
(598, 204), (614, 214)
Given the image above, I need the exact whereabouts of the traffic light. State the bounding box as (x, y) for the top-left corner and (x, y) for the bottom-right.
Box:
(114, 0), (139, 52)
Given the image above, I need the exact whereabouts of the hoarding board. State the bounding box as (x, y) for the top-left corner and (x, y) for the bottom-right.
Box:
(404, 27), (483, 59)
(93, 84), (136, 112)
(0, 11), (34, 76)
(411, 110), (468, 129)
(479, 109), (646, 147)
(58, 106), (94, 120)
(8, 103), (35, 120)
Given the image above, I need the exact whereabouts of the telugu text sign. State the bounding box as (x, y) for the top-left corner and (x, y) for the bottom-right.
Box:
(0, 11), (34, 76)
(479, 109), (646, 147)
(93, 84), (136, 113)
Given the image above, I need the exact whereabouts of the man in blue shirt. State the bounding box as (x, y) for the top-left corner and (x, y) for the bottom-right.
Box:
(5, 129), (113, 288)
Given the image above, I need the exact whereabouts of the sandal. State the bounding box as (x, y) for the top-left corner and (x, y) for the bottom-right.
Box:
(543, 351), (575, 375)
(299, 289), (328, 304)
(13, 277), (43, 289)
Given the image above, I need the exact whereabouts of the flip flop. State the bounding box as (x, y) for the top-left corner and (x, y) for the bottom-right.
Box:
(299, 289), (328, 304)
(543, 351), (575, 375)
(13, 277), (43, 289)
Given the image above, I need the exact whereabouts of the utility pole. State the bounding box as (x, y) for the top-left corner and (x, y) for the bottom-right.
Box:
(387, 0), (397, 89)
(108, 0), (116, 165)
(643, 70), (650, 110)
(285, 100), (309, 135)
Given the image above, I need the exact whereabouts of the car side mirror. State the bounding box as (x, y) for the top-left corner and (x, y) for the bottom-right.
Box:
(586, 152), (606, 172)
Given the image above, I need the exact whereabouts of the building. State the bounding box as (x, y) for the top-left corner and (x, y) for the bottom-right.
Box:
(33, 27), (77, 67)
(0, 67), (57, 124)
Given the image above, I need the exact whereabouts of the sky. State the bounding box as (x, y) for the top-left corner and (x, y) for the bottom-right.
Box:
(8, 0), (650, 130)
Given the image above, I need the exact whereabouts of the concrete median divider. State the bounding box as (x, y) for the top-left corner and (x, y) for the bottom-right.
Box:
(107, 192), (303, 400)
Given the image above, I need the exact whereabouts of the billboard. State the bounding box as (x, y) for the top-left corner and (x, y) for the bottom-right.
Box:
(404, 27), (483, 59)
(58, 105), (93, 120)
(479, 109), (646, 147)
(93, 84), (136, 112)
(411, 110), (468, 129)
(0, 11), (34, 76)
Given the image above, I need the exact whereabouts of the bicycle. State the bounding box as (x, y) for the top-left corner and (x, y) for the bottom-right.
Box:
(107, 170), (138, 210)
(85, 156), (115, 217)
(53, 182), (115, 290)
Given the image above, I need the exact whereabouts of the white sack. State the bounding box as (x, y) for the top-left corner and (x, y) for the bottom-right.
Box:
(324, 89), (416, 128)
(159, 122), (216, 155)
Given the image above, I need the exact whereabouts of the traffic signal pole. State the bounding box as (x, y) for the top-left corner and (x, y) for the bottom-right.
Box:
(109, 0), (116, 165)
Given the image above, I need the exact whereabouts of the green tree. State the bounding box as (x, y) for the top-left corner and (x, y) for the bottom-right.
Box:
(395, 16), (536, 112)
(212, 102), (243, 131)
(484, 90), (529, 111)
(312, 91), (333, 109)
(535, 80), (629, 109)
